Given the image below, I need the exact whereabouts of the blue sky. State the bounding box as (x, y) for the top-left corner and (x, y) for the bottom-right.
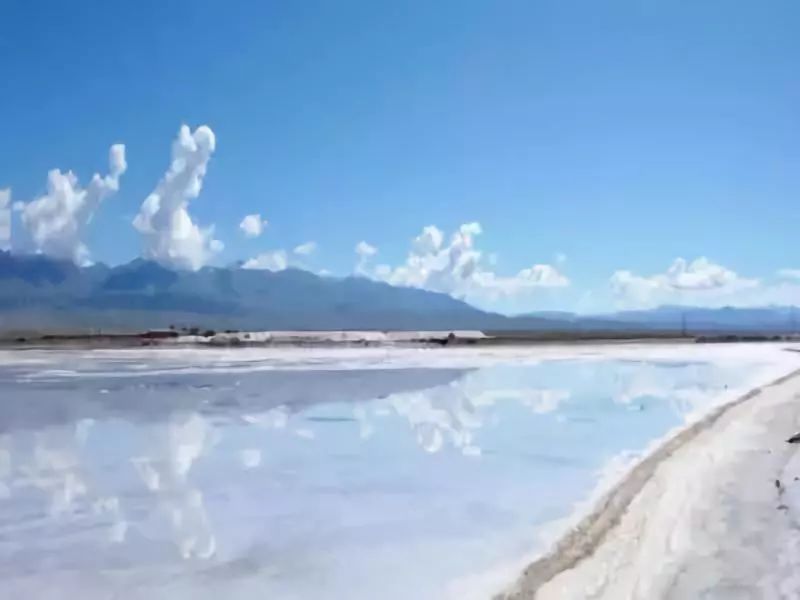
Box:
(1, 0), (799, 313)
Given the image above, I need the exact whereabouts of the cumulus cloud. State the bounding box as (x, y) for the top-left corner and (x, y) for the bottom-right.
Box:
(355, 240), (377, 274)
(358, 222), (569, 304)
(18, 144), (126, 265)
(355, 241), (377, 257)
(242, 240), (318, 272)
(472, 263), (570, 295)
(239, 214), (268, 238)
(293, 241), (317, 256)
(242, 249), (288, 271)
(610, 257), (760, 308)
(133, 125), (222, 271)
(0, 188), (10, 251)
(377, 223), (481, 293)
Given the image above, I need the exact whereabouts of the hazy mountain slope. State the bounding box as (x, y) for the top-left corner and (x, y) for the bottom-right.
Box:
(1, 252), (796, 333)
(0, 252), (518, 331)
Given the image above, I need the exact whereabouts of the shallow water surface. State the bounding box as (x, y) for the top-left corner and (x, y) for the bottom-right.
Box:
(0, 347), (778, 599)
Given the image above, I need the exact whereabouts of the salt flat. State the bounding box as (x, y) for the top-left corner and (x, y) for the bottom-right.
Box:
(0, 343), (797, 600)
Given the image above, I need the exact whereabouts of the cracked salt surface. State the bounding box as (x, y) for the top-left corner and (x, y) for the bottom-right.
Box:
(0, 343), (797, 600)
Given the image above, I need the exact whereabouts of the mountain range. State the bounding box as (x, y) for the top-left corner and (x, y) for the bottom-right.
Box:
(0, 251), (797, 334)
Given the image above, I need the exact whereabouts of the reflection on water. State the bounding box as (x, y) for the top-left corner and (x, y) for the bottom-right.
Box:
(0, 353), (757, 599)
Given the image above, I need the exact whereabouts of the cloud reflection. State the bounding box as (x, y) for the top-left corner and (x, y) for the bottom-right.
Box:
(0, 354), (748, 588)
(132, 412), (216, 559)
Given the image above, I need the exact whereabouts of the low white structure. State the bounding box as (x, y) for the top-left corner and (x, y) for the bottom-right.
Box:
(173, 330), (489, 346)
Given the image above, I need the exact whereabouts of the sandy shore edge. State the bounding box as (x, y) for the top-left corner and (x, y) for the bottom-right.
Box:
(498, 365), (800, 600)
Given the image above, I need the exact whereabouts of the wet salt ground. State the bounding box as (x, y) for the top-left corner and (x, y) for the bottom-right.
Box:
(0, 347), (783, 599)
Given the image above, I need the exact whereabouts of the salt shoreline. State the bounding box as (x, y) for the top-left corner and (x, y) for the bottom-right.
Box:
(500, 360), (800, 599)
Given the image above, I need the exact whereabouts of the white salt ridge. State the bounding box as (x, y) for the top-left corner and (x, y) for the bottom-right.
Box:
(172, 329), (488, 346)
(497, 357), (800, 599)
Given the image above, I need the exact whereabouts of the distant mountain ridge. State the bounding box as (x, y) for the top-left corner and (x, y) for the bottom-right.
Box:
(0, 252), (513, 331)
(523, 305), (800, 333)
(0, 251), (797, 334)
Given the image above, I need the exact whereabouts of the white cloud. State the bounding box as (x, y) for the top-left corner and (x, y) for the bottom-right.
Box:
(355, 240), (377, 258)
(355, 240), (377, 274)
(18, 144), (126, 265)
(0, 188), (10, 251)
(413, 224), (446, 256)
(379, 223), (481, 293)
(239, 214), (268, 238)
(610, 257), (760, 308)
(242, 240), (317, 272)
(665, 257), (743, 290)
(133, 125), (222, 271)
(293, 241), (317, 256)
(778, 269), (800, 280)
(242, 249), (288, 271)
(472, 263), (570, 296)
(358, 222), (569, 304)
